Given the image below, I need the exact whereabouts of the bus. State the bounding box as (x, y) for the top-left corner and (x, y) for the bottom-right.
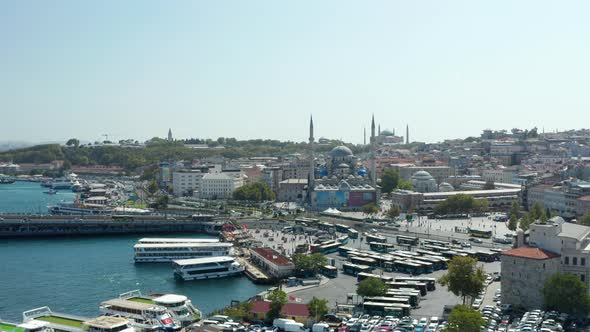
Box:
(386, 281), (428, 296)
(394, 277), (436, 291)
(489, 248), (503, 260)
(406, 259), (434, 274)
(342, 263), (372, 276)
(416, 249), (444, 257)
(357, 272), (394, 283)
(396, 235), (419, 247)
(363, 296), (411, 307)
(319, 222), (336, 233)
(335, 224), (350, 233)
(415, 255), (446, 270)
(421, 244), (450, 253)
(469, 228), (493, 239)
(338, 246), (358, 257)
(421, 239), (450, 248)
(393, 261), (425, 275)
(366, 234), (387, 243)
(369, 242), (396, 253)
(386, 290), (420, 307)
(441, 250), (468, 259)
(112, 215), (135, 221)
(350, 256), (378, 268)
(454, 249), (478, 259)
(362, 302), (410, 317)
(320, 265), (338, 278)
(393, 250), (421, 258)
(317, 242), (341, 254)
(295, 217), (320, 226)
(475, 251), (497, 262)
(366, 254), (394, 268)
(348, 228), (359, 239)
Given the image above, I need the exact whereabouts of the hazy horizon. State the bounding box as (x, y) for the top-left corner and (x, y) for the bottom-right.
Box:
(2, 1), (589, 144)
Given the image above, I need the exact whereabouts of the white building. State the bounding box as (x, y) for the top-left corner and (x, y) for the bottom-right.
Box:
(249, 247), (295, 279)
(172, 169), (207, 197)
(200, 173), (241, 199)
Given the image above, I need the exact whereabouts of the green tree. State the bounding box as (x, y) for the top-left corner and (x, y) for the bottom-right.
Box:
(444, 305), (485, 332)
(579, 212), (590, 226)
(483, 180), (495, 190)
(307, 297), (329, 322)
(292, 253), (327, 276)
(397, 180), (414, 191)
(519, 213), (533, 231)
(530, 202), (545, 221)
(508, 201), (519, 231)
(66, 138), (80, 148)
(233, 182), (275, 202)
(542, 273), (590, 317)
(357, 277), (388, 297)
(362, 203), (379, 216)
(438, 256), (486, 305)
(223, 301), (252, 320)
(155, 195), (169, 209)
(62, 160), (72, 170)
(147, 180), (159, 195)
(472, 199), (489, 213)
(380, 169), (400, 193)
(387, 205), (401, 219)
(266, 289), (287, 321)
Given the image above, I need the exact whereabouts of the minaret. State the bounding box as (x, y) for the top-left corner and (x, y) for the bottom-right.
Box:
(371, 115), (377, 188)
(308, 115), (315, 195)
(168, 128), (173, 141)
(364, 127), (367, 145)
(406, 124), (409, 145)
(378, 124), (381, 137)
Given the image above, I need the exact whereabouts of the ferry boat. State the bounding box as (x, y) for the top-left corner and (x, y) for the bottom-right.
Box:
(118, 290), (201, 327)
(173, 256), (245, 281)
(137, 238), (219, 244)
(0, 176), (15, 184)
(134, 242), (233, 263)
(22, 307), (90, 332)
(0, 319), (52, 332)
(48, 202), (113, 216)
(99, 298), (180, 332)
(51, 178), (74, 190)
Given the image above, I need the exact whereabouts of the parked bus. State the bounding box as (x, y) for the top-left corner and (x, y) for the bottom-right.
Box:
(362, 302), (410, 317)
(414, 255), (446, 270)
(441, 250), (468, 259)
(316, 241), (341, 254)
(320, 265), (338, 278)
(348, 228), (359, 239)
(396, 235), (419, 247)
(474, 251), (497, 262)
(416, 249), (444, 257)
(357, 272), (394, 283)
(338, 246), (358, 257)
(421, 244), (450, 253)
(393, 250), (421, 258)
(366, 234), (387, 243)
(335, 224), (350, 233)
(386, 281), (428, 296)
(489, 248), (503, 260)
(369, 242), (396, 253)
(468, 228), (493, 239)
(421, 239), (450, 248)
(406, 259), (434, 274)
(295, 217), (320, 226)
(363, 296), (411, 307)
(386, 290), (420, 307)
(366, 254), (394, 268)
(319, 222), (336, 234)
(393, 261), (426, 275)
(454, 249), (478, 259)
(342, 263), (372, 276)
(394, 277), (436, 291)
(350, 256), (378, 268)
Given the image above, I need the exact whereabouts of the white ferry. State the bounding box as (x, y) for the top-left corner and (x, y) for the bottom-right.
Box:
(137, 238), (219, 244)
(118, 290), (202, 327)
(134, 242), (233, 263)
(0, 320), (53, 332)
(21, 307), (135, 332)
(48, 202), (113, 216)
(99, 299), (180, 332)
(173, 256), (245, 281)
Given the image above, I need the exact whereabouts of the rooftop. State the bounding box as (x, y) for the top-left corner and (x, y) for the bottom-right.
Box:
(85, 316), (129, 329)
(250, 301), (309, 317)
(173, 256), (236, 265)
(251, 247), (294, 266)
(502, 247), (560, 260)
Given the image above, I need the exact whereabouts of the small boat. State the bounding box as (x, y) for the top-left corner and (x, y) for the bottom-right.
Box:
(44, 189), (57, 195)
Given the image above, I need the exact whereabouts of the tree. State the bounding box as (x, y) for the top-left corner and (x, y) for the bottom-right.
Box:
(233, 182), (275, 202)
(155, 195), (169, 209)
(307, 297), (329, 322)
(362, 203), (379, 216)
(66, 138), (80, 148)
(542, 273), (590, 317)
(292, 253), (327, 276)
(508, 201), (519, 231)
(438, 256), (486, 305)
(444, 305), (486, 332)
(266, 289), (287, 321)
(530, 202), (545, 221)
(387, 205), (401, 219)
(357, 277), (388, 297)
(483, 180), (495, 190)
(397, 180), (413, 191)
(519, 213), (533, 231)
(223, 301), (252, 320)
(472, 199), (489, 213)
(147, 180), (159, 195)
(579, 212), (590, 226)
(380, 169), (400, 193)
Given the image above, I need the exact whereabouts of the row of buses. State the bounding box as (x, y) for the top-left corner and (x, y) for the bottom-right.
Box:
(295, 218), (360, 239)
(359, 277), (438, 317)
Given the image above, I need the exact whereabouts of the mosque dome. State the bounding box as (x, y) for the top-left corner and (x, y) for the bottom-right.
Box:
(357, 169), (368, 176)
(337, 163), (350, 168)
(411, 170), (437, 193)
(412, 170), (434, 179)
(329, 146), (353, 158)
(439, 182), (455, 192)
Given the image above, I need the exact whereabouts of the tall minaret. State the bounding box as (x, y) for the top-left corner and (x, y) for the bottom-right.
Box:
(406, 124), (409, 145)
(308, 115), (315, 195)
(378, 124), (381, 137)
(168, 128), (173, 141)
(371, 115), (377, 188)
(364, 127), (367, 145)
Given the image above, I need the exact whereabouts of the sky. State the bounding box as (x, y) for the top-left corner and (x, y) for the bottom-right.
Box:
(1, 1), (589, 144)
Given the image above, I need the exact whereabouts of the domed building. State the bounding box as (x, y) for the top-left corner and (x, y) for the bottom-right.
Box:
(438, 182), (455, 192)
(411, 170), (438, 193)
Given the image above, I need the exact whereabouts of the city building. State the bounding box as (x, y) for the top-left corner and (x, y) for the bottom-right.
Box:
(249, 247), (295, 279)
(528, 180), (590, 218)
(200, 173), (241, 199)
(172, 169), (208, 197)
(277, 179), (307, 202)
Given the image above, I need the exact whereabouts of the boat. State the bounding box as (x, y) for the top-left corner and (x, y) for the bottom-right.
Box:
(134, 242), (233, 263)
(99, 298), (181, 332)
(173, 256), (245, 281)
(118, 290), (201, 327)
(22, 306), (90, 332)
(48, 201), (113, 216)
(0, 176), (15, 184)
(44, 189), (57, 195)
(71, 181), (83, 192)
(137, 238), (220, 244)
(0, 319), (53, 332)
(50, 178), (73, 190)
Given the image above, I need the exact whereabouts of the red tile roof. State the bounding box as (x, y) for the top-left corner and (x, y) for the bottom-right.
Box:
(251, 247), (294, 266)
(250, 301), (309, 317)
(502, 247), (560, 260)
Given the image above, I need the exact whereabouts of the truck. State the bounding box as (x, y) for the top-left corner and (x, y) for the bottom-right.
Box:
(273, 319), (296, 331)
(312, 323), (330, 332)
(284, 322), (306, 332)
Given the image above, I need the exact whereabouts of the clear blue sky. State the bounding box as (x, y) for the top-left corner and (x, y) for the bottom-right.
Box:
(1, 1), (589, 144)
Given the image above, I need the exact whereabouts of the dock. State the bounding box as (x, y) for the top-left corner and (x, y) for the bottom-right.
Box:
(236, 256), (271, 284)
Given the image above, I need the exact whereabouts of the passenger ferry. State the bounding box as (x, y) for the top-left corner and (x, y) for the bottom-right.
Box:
(137, 238), (219, 244)
(134, 242), (233, 262)
(48, 202), (113, 216)
(117, 290), (202, 327)
(173, 256), (245, 281)
(21, 307), (134, 332)
(0, 319), (52, 332)
(99, 298), (180, 331)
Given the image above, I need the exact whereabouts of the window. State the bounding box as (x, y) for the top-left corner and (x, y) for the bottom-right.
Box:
(543, 263), (546, 269)
(583, 275), (586, 282)
(583, 258), (586, 266)
(565, 256), (569, 265)
(574, 257), (578, 266)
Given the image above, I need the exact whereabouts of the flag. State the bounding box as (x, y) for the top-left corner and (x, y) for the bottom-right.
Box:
(289, 296), (295, 301)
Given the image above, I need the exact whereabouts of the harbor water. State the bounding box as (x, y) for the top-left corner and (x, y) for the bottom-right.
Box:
(0, 182), (268, 321)
(0, 181), (76, 214)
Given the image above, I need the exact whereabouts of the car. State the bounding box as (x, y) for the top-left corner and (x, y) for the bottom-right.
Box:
(460, 241), (471, 248)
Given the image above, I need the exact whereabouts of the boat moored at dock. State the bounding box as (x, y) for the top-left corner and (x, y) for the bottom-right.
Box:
(99, 298), (180, 332)
(133, 242), (233, 263)
(22, 307), (90, 332)
(137, 238), (219, 244)
(117, 290), (201, 327)
(173, 256), (245, 281)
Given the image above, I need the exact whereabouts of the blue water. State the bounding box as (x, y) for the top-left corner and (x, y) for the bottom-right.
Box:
(0, 181), (76, 214)
(0, 183), (268, 322)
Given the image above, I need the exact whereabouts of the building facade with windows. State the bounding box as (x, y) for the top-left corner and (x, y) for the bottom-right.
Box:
(199, 173), (241, 199)
(249, 247), (295, 279)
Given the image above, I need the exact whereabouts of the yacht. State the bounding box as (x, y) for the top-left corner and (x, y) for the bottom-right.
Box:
(99, 298), (180, 332)
(173, 256), (245, 281)
(118, 290), (201, 327)
(134, 242), (232, 263)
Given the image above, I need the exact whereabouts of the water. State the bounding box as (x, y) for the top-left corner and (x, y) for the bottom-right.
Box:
(0, 183), (268, 322)
(0, 181), (76, 214)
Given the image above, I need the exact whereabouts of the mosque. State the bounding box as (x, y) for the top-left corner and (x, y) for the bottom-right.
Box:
(306, 116), (379, 210)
